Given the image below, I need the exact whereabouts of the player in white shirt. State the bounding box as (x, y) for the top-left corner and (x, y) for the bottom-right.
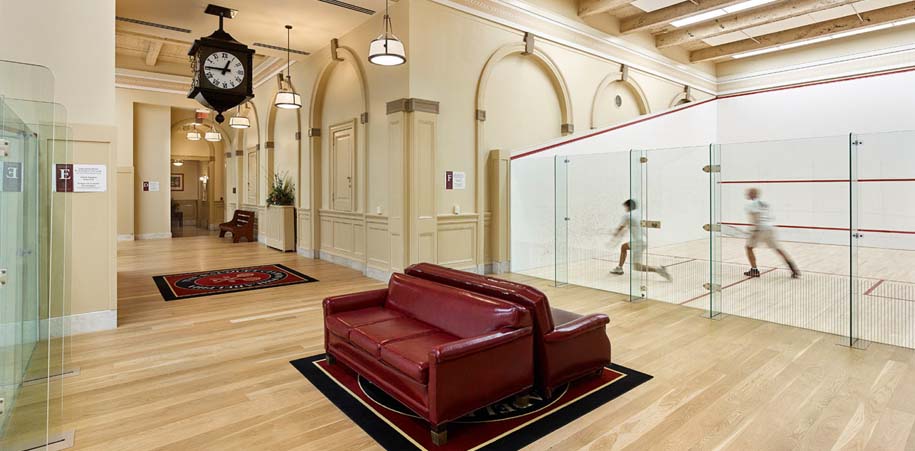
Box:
(744, 188), (800, 278)
(609, 199), (671, 281)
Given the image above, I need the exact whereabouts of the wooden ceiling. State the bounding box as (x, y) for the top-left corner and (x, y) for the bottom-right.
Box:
(578, 0), (915, 62)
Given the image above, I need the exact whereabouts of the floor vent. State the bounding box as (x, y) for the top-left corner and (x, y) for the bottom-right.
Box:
(253, 42), (310, 56)
(116, 16), (192, 34)
(318, 0), (375, 15)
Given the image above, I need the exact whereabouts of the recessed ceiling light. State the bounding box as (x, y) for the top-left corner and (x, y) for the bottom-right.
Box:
(732, 20), (906, 59)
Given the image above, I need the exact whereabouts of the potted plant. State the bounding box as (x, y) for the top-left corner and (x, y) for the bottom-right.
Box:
(265, 172), (297, 251)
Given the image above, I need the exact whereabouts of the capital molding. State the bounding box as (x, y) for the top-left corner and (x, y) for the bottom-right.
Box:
(386, 98), (440, 115)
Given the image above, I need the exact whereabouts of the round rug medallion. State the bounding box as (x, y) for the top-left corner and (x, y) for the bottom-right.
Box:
(174, 268), (288, 291)
(358, 375), (566, 423)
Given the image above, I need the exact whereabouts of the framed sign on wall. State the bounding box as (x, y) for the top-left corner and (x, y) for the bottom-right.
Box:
(171, 174), (185, 191)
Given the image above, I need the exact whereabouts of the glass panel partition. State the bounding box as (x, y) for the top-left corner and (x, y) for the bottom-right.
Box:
(555, 156), (569, 286)
(851, 130), (915, 349)
(509, 130), (915, 350)
(510, 154), (556, 281)
(717, 135), (852, 342)
(0, 61), (71, 451)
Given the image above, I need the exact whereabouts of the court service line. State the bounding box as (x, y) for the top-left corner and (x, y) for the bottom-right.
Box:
(679, 268), (777, 306)
(863, 279), (885, 296)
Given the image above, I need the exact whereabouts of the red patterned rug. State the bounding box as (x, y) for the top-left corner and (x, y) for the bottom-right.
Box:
(291, 354), (651, 450)
(153, 264), (317, 301)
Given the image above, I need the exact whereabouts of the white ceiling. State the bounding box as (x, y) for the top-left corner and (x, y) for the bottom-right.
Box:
(116, 0), (386, 58)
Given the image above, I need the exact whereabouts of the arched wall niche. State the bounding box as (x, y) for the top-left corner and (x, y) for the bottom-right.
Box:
(264, 80), (303, 210)
(590, 71), (650, 130)
(669, 90), (696, 108)
(475, 41), (573, 270)
(305, 45), (369, 258)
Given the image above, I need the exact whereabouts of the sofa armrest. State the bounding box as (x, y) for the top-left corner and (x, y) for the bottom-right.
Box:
(544, 313), (609, 343)
(323, 288), (388, 316)
(428, 328), (534, 425)
(432, 328), (531, 363)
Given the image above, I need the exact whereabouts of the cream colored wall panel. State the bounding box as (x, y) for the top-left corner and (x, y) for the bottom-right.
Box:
(320, 216), (333, 249)
(437, 218), (478, 270)
(366, 217), (390, 269)
(134, 103), (171, 238)
(484, 212), (493, 264)
(297, 210), (313, 252)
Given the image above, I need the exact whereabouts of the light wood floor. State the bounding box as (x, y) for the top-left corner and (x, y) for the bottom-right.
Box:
(54, 235), (915, 450)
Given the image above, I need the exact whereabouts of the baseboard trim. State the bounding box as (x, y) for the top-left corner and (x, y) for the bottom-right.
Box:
(319, 251), (366, 272)
(136, 232), (172, 240)
(39, 309), (117, 337)
(365, 266), (392, 282)
(117, 234), (135, 241)
(487, 261), (510, 274)
(297, 247), (318, 259)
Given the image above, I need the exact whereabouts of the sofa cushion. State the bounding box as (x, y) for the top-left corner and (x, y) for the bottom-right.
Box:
(405, 263), (554, 333)
(386, 273), (530, 339)
(381, 332), (458, 383)
(350, 317), (437, 357)
(326, 307), (404, 340)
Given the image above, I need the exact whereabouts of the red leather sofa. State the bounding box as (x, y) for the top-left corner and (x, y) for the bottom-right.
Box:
(323, 273), (534, 445)
(405, 263), (611, 398)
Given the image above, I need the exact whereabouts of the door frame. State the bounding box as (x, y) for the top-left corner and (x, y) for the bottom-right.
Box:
(328, 119), (357, 213)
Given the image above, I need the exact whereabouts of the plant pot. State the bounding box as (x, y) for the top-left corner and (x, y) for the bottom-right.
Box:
(264, 205), (296, 251)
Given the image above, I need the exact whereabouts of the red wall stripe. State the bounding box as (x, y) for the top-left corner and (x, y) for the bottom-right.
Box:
(721, 222), (915, 235)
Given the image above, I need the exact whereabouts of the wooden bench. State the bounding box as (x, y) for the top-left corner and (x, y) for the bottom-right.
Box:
(219, 210), (256, 243)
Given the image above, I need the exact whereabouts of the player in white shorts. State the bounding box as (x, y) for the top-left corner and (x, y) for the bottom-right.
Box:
(609, 199), (671, 281)
(744, 188), (800, 278)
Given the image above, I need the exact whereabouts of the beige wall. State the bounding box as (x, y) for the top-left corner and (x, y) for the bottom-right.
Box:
(170, 161), (200, 202)
(134, 103), (172, 239)
(1, 0), (118, 330)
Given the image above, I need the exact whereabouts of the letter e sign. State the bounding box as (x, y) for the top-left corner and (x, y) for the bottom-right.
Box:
(55, 164), (74, 192)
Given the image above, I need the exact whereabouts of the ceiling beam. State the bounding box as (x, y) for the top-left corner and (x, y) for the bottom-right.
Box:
(578, 0), (636, 17)
(656, 0), (861, 48)
(145, 41), (163, 66)
(620, 0), (747, 35)
(690, 1), (915, 62)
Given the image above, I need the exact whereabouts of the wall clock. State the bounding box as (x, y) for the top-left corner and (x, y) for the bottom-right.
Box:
(188, 5), (255, 123)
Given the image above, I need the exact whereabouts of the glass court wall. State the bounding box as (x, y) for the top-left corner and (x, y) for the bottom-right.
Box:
(0, 61), (73, 450)
(511, 130), (915, 350)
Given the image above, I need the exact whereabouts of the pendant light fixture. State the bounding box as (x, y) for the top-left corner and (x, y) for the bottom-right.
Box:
(368, 0), (405, 66)
(205, 130), (222, 142)
(274, 25), (302, 110)
(229, 104), (250, 129)
(186, 124), (201, 141)
(172, 159), (184, 167)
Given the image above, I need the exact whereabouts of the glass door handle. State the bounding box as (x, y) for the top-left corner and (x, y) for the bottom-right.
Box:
(0, 268), (7, 287)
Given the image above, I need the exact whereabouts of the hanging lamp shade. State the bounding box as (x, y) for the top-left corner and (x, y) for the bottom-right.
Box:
(229, 115), (250, 129)
(205, 130), (222, 142)
(186, 130), (201, 141)
(274, 89), (302, 110)
(369, 0), (405, 66)
(172, 160), (184, 167)
(274, 25), (303, 110)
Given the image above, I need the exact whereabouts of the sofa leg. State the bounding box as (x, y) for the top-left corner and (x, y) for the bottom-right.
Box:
(326, 354), (336, 365)
(513, 394), (532, 409)
(430, 425), (448, 446)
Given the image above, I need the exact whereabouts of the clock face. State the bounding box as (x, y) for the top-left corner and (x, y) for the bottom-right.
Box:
(203, 52), (245, 90)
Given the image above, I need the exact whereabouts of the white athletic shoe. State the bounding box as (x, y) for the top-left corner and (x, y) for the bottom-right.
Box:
(609, 266), (624, 275)
(657, 266), (672, 282)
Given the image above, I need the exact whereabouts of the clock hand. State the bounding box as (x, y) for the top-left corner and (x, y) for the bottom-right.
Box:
(222, 60), (231, 75)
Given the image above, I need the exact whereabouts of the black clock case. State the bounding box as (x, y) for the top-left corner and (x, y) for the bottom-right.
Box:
(188, 28), (255, 120)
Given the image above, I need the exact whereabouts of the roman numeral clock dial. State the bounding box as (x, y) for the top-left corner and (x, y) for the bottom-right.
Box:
(187, 5), (255, 123)
(204, 52), (244, 89)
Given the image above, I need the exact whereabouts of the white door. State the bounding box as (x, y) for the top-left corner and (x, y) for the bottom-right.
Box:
(331, 122), (355, 212)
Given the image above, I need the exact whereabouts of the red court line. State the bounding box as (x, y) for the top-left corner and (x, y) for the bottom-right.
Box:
(863, 279), (885, 296)
(511, 66), (915, 161)
(721, 222), (915, 235)
(510, 98), (717, 160)
(680, 268), (777, 305)
(721, 178), (915, 184)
